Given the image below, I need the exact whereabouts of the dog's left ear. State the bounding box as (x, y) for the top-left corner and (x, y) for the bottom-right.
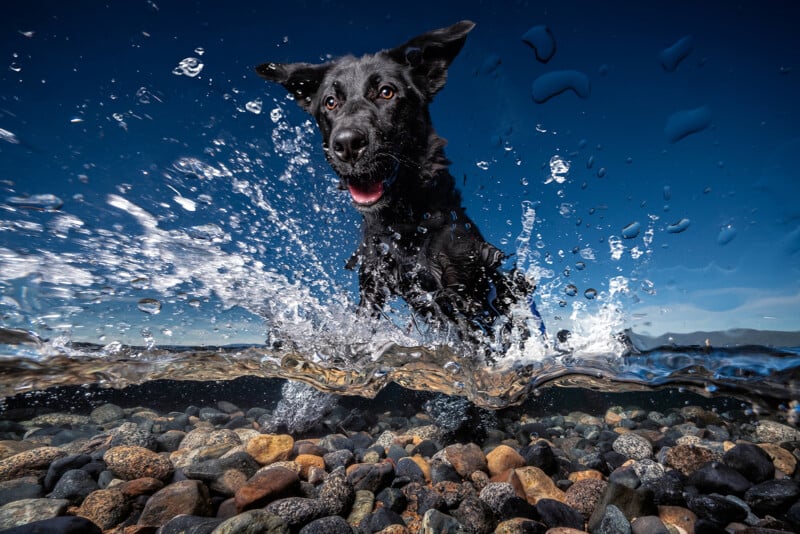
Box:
(386, 20), (475, 100)
(255, 61), (331, 113)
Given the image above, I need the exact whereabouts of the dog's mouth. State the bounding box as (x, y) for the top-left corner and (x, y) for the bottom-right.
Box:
(348, 180), (384, 205)
(344, 162), (399, 207)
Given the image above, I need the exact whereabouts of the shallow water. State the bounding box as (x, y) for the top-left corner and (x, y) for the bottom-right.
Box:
(1, 2), (799, 413)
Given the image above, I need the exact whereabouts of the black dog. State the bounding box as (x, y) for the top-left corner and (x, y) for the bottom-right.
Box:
(257, 21), (534, 342)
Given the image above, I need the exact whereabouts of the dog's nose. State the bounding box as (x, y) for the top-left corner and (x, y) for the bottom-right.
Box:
(332, 129), (368, 163)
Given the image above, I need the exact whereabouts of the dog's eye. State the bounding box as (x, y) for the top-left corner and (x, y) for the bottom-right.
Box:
(324, 95), (338, 110)
(378, 86), (395, 100)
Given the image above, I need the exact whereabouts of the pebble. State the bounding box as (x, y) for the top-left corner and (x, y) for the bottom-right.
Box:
(0, 391), (795, 533)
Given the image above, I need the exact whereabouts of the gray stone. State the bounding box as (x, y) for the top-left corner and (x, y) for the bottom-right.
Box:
(107, 421), (157, 449)
(211, 509), (289, 533)
(478, 482), (517, 515)
(630, 515), (669, 534)
(596, 504), (631, 534)
(612, 433), (652, 460)
(419, 508), (469, 533)
(298, 515), (354, 534)
(90, 403), (125, 425)
(49, 469), (98, 505)
(0, 498), (70, 530)
(265, 497), (326, 528)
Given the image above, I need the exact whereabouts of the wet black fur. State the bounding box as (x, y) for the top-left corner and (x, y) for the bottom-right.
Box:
(257, 21), (530, 338)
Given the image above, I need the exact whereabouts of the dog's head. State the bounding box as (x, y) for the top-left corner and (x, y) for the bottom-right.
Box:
(257, 21), (475, 212)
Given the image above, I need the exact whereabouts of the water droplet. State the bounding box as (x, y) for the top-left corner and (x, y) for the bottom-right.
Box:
(663, 186), (672, 201)
(564, 284), (578, 297)
(194, 46), (205, 56)
(558, 300), (567, 307)
(131, 277), (150, 290)
(586, 155), (594, 169)
(245, 98), (262, 114)
(476, 160), (490, 170)
(9, 63), (22, 73)
(597, 167), (607, 178)
(666, 218), (691, 233)
(563, 268), (570, 277)
(575, 261), (586, 270)
(137, 298), (162, 315)
(717, 224), (736, 245)
(188, 299), (201, 308)
(172, 57), (204, 77)
(621, 221), (641, 239)
(7, 194), (63, 211)
(584, 288), (597, 299)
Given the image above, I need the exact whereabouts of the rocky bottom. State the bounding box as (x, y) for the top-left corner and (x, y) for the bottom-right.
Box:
(0, 383), (799, 534)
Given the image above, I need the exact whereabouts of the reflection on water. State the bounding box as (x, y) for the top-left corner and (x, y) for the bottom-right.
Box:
(1, 327), (798, 413)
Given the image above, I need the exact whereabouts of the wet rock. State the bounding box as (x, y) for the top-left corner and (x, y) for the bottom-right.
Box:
(452, 495), (494, 534)
(657, 505), (696, 533)
(44, 453), (92, 491)
(318, 467), (355, 515)
(479, 481), (517, 515)
(76, 487), (129, 530)
(346, 461), (394, 493)
(0, 516), (102, 534)
(0, 447), (66, 482)
(298, 516), (353, 534)
(217, 401), (241, 414)
(612, 433), (653, 460)
(419, 508), (469, 533)
(200, 407), (230, 425)
(361, 506), (405, 532)
(608, 466), (641, 489)
(107, 421), (157, 449)
(663, 444), (717, 476)
(753, 420), (800, 443)
(395, 456), (426, 484)
(644, 469), (685, 506)
(295, 454), (325, 479)
(0, 498), (69, 529)
(519, 441), (558, 475)
(48, 468), (98, 504)
(119, 476), (164, 497)
(157, 429), (186, 452)
(494, 517), (548, 533)
(486, 444), (525, 476)
(138, 479), (211, 528)
(595, 504), (630, 533)
(265, 496), (326, 528)
(158, 515), (223, 533)
(180, 428), (242, 451)
(403, 481), (444, 516)
(686, 493), (747, 525)
(630, 459), (665, 485)
(444, 442), (487, 478)
(234, 466), (299, 512)
(536, 498), (584, 530)
(0, 476), (42, 506)
(430, 458), (461, 484)
(687, 460), (752, 494)
(89, 403), (125, 425)
(588, 482), (657, 531)
(565, 478), (607, 518)
(630, 515), (669, 534)
(246, 434), (294, 465)
(318, 433), (354, 452)
(744, 479), (800, 516)
(347, 489), (375, 526)
(758, 442), (796, 475)
(212, 509), (288, 533)
(723, 443), (775, 483)
(104, 445), (173, 481)
(323, 449), (354, 471)
(515, 466), (566, 503)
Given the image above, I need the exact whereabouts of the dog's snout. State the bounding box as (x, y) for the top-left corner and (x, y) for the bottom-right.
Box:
(332, 129), (368, 163)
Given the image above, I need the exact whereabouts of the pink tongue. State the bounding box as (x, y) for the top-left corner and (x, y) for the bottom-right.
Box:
(348, 181), (384, 204)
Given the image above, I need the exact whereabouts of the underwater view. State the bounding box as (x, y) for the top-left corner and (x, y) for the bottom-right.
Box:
(1, 1), (799, 532)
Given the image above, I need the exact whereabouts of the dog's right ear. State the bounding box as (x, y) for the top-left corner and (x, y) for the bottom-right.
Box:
(255, 62), (331, 113)
(386, 20), (475, 100)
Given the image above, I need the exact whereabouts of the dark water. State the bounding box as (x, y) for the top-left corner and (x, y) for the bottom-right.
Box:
(1, 2), (799, 414)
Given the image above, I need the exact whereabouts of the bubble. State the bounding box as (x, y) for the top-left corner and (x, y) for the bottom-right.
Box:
(245, 99), (262, 114)
(194, 47), (205, 56)
(565, 284), (578, 297)
(584, 288), (597, 299)
(188, 299), (201, 308)
(717, 224), (737, 245)
(575, 261), (586, 270)
(9, 63), (21, 73)
(7, 194), (63, 211)
(621, 221), (641, 239)
(586, 155), (594, 169)
(663, 186), (672, 200)
(545, 155), (570, 184)
(137, 298), (162, 315)
(666, 218), (691, 233)
(558, 300), (567, 307)
(172, 57), (204, 77)
(597, 167), (607, 178)
(476, 161), (490, 170)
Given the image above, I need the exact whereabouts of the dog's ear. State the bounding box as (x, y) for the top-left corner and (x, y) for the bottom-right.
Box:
(386, 20), (475, 100)
(255, 62), (331, 113)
